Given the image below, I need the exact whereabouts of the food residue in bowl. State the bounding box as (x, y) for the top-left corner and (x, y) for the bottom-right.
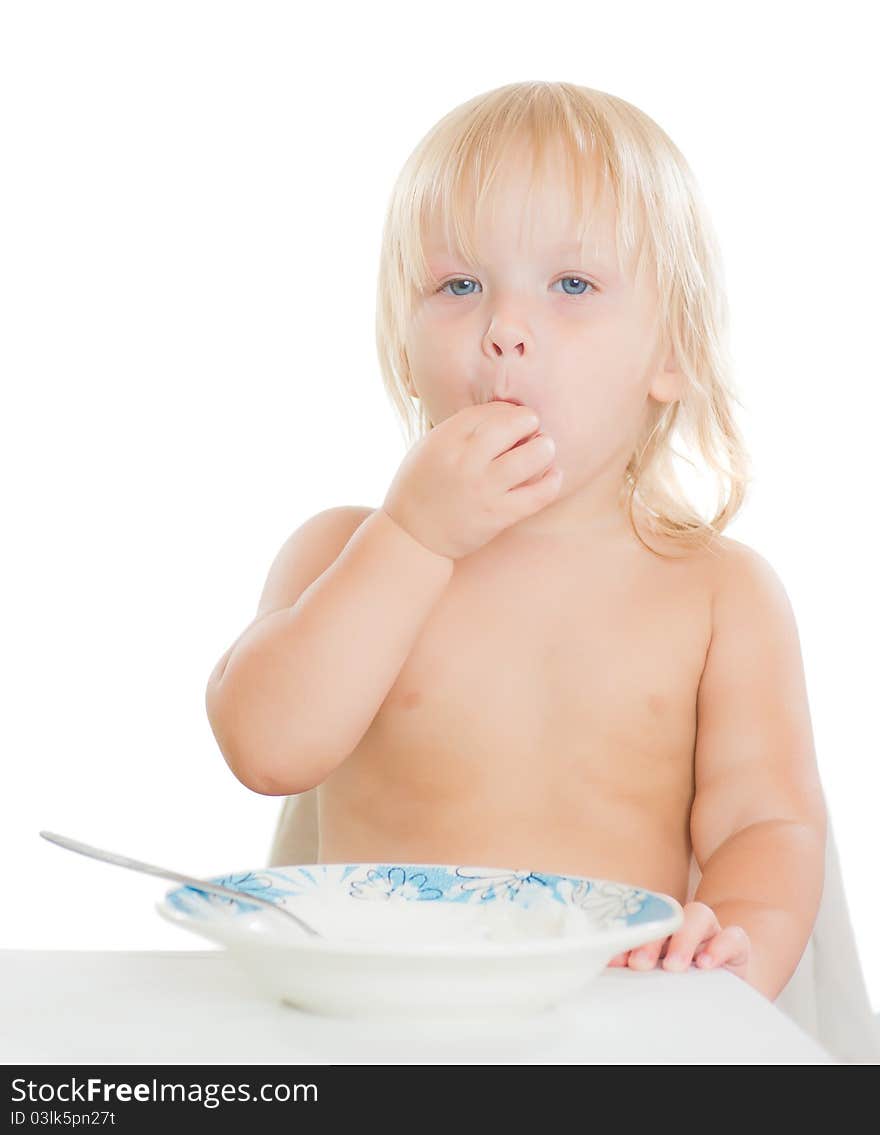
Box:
(263, 890), (599, 947)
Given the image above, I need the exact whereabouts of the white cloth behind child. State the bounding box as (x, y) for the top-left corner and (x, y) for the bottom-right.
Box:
(267, 788), (878, 1065)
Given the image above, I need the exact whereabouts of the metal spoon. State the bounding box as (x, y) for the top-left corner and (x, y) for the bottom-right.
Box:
(39, 830), (323, 938)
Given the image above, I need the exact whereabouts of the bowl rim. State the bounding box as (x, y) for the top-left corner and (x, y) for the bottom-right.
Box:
(156, 860), (685, 960)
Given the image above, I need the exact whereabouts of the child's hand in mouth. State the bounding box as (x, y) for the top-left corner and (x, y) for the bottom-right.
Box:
(382, 399), (561, 559)
(490, 398), (538, 449)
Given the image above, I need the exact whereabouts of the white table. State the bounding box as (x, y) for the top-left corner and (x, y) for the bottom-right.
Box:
(1, 949), (838, 1065)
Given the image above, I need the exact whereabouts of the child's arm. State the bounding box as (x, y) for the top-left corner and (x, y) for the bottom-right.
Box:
(205, 507), (453, 796)
(687, 541), (827, 999)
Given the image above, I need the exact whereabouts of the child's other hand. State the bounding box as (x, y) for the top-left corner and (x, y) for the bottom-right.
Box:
(606, 901), (751, 982)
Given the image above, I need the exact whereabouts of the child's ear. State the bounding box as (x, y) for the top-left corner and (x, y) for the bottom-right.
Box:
(401, 350), (419, 399)
(648, 351), (687, 404)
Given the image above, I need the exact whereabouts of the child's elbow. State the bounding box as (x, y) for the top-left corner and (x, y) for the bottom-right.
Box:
(213, 732), (319, 797)
(229, 764), (301, 797)
(204, 674), (331, 796)
(204, 686), (316, 795)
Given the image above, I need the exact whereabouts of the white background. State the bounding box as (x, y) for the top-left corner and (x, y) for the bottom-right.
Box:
(3, 1), (878, 1012)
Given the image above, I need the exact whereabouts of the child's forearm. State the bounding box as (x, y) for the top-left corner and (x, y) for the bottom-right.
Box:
(693, 818), (826, 999)
(207, 509), (454, 795)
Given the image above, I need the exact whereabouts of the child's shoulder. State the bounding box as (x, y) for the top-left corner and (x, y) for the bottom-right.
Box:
(290, 503), (376, 560)
(707, 531), (784, 581)
(646, 521), (795, 635)
(703, 532), (796, 631)
(255, 504), (376, 619)
(284, 503), (375, 552)
(324, 503), (376, 526)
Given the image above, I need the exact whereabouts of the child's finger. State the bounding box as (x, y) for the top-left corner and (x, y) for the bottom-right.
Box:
(661, 902), (721, 970)
(606, 951), (629, 967)
(628, 938), (665, 970)
(695, 925), (750, 969)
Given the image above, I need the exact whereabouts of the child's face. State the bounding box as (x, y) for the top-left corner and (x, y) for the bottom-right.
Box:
(405, 141), (683, 535)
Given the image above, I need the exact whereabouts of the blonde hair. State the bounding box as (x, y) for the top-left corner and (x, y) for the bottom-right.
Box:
(374, 80), (752, 557)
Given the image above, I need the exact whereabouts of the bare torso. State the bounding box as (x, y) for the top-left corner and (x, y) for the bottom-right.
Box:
(316, 505), (719, 905)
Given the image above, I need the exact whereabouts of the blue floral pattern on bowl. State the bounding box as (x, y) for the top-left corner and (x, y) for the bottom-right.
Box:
(165, 862), (675, 931)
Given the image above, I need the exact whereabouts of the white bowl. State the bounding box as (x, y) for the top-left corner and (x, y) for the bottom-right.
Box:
(156, 861), (683, 1018)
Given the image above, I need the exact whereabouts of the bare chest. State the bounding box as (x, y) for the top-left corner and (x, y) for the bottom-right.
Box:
(318, 532), (714, 890)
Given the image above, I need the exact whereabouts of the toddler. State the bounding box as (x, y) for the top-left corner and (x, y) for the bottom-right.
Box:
(205, 81), (827, 1001)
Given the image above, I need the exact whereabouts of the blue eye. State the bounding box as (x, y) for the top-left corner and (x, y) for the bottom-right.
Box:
(438, 278), (479, 296)
(436, 275), (597, 297)
(554, 276), (596, 296)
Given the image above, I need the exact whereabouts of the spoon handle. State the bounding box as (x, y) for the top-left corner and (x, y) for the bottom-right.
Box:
(39, 830), (321, 937)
